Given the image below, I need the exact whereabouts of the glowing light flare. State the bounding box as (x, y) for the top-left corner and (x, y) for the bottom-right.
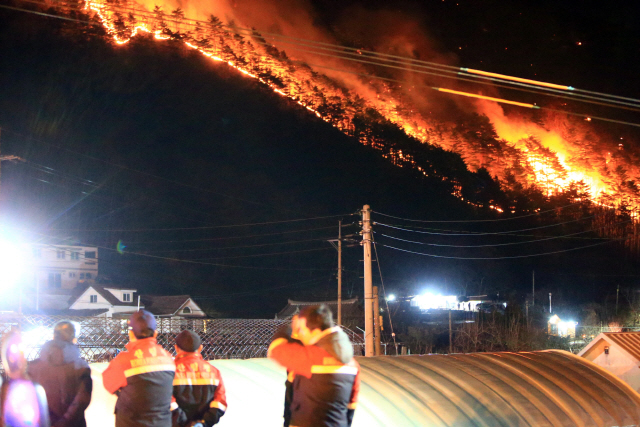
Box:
(433, 88), (539, 109)
(412, 293), (458, 310)
(0, 237), (27, 292)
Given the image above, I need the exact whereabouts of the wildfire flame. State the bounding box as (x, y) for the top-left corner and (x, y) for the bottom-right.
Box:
(57, 0), (640, 214)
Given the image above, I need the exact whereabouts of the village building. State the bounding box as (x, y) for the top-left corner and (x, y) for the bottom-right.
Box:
(276, 297), (364, 332)
(578, 332), (640, 392)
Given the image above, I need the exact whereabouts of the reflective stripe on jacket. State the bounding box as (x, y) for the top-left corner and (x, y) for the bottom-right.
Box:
(172, 353), (226, 427)
(102, 338), (175, 427)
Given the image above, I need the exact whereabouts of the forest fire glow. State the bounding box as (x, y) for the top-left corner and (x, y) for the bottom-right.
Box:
(73, 0), (640, 214)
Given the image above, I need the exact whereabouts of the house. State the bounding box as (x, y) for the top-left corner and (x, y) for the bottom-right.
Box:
(578, 332), (640, 392)
(67, 284), (141, 317)
(29, 244), (99, 290)
(548, 314), (578, 338)
(276, 298), (364, 331)
(141, 295), (206, 318)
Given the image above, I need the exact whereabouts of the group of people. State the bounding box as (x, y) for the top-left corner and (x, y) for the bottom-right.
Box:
(0, 304), (359, 427)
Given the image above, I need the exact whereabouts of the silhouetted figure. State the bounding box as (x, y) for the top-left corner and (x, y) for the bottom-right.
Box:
(28, 322), (92, 427)
(0, 331), (50, 427)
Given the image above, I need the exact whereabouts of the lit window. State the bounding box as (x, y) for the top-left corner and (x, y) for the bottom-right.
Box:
(57, 250), (66, 259)
(70, 252), (80, 260)
(123, 293), (131, 302)
(90, 295), (97, 303)
(85, 251), (96, 259)
(182, 307), (192, 314)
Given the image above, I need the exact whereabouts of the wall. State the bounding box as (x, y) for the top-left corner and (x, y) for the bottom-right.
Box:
(30, 245), (99, 290)
(582, 339), (640, 392)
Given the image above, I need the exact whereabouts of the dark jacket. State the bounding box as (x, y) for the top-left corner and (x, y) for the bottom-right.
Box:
(172, 353), (226, 427)
(269, 327), (360, 427)
(28, 339), (92, 427)
(102, 338), (176, 427)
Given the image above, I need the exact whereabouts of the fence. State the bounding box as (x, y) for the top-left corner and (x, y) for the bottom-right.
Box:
(0, 315), (365, 363)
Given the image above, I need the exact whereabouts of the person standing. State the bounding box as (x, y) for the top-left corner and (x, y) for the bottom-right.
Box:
(172, 330), (226, 427)
(0, 330), (50, 427)
(28, 321), (92, 427)
(269, 305), (360, 427)
(102, 310), (175, 427)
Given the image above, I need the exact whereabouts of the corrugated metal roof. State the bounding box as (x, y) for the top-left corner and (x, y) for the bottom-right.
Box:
(601, 332), (640, 361)
(86, 351), (640, 427)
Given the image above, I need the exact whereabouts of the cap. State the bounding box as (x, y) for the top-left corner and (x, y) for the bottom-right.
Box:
(129, 310), (157, 337)
(175, 330), (202, 352)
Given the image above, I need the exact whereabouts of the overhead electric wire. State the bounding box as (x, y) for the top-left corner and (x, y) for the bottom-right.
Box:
(370, 233), (397, 349)
(375, 215), (596, 236)
(142, 236), (337, 253)
(192, 276), (329, 300)
(372, 202), (587, 223)
(375, 218), (633, 248)
(7, 1), (640, 115)
(189, 246), (331, 261)
(376, 235), (634, 260)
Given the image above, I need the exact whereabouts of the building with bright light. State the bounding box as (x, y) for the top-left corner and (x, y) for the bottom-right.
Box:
(548, 314), (578, 338)
(29, 243), (99, 290)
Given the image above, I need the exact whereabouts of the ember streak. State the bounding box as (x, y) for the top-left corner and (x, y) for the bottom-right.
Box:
(46, 0), (640, 214)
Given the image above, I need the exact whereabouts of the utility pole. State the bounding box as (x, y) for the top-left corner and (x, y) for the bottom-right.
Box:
(449, 310), (453, 354)
(362, 204), (374, 357)
(337, 220), (342, 326)
(525, 300), (529, 325)
(373, 286), (381, 356)
(616, 285), (620, 316)
(532, 270), (535, 307)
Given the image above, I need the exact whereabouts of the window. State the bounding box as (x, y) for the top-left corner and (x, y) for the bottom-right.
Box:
(33, 248), (41, 258)
(80, 273), (85, 279)
(69, 272), (76, 278)
(90, 295), (97, 303)
(182, 307), (192, 314)
(85, 273), (92, 279)
(85, 251), (96, 259)
(57, 250), (66, 259)
(70, 252), (80, 260)
(48, 273), (62, 288)
(123, 293), (131, 302)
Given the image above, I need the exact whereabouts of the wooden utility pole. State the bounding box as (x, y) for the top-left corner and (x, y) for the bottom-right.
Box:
(532, 270), (535, 307)
(337, 220), (342, 326)
(449, 310), (453, 354)
(373, 286), (381, 356)
(362, 205), (374, 357)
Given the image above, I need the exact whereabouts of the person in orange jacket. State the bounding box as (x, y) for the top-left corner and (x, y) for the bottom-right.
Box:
(102, 310), (176, 427)
(172, 330), (226, 427)
(269, 305), (360, 427)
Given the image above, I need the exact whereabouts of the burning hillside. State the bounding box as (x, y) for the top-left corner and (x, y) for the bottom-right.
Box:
(31, 0), (640, 216)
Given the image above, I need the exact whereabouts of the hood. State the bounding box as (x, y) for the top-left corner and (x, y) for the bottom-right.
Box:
(39, 339), (81, 366)
(315, 327), (354, 364)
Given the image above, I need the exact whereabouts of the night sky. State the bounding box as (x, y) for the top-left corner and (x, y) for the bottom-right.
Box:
(1, 0), (639, 319)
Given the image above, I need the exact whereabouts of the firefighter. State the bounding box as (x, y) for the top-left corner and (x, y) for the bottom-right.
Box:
(283, 314), (302, 427)
(102, 310), (176, 427)
(268, 305), (360, 427)
(172, 330), (226, 427)
(0, 330), (50, 427)
(28, 321), (92, 427)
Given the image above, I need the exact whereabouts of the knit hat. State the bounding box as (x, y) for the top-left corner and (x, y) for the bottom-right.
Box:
(175, 330), (202, 352)
(129, 310), (157, 337)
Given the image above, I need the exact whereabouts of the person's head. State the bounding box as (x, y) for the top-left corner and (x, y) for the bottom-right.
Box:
(174, 330), (202, 355)
(1, 331), (27, 379)
(53, 321), (76, 343)
(128, 310), (157, 341)
(297, 304), (333, 345)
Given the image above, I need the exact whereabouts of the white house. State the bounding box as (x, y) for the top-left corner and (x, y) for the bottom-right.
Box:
(29, 244), (99, 290)
(578, 332), (640, 392)
(68, 285), (140, 317)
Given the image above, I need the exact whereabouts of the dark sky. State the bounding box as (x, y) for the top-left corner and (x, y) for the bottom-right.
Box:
(1, 0), (639, 318)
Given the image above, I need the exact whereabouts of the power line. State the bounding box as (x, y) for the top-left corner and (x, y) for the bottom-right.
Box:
(142, 236), (336, 253)
(372, 202), (587, 223)
(376, 235), (633, 260)
(375, 215), (596, 236)
(375, 218), (632, 248)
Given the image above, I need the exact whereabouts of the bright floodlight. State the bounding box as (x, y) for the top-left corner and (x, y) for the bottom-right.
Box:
(0, 238), (26, 291)
(387, 294), (396, 302)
